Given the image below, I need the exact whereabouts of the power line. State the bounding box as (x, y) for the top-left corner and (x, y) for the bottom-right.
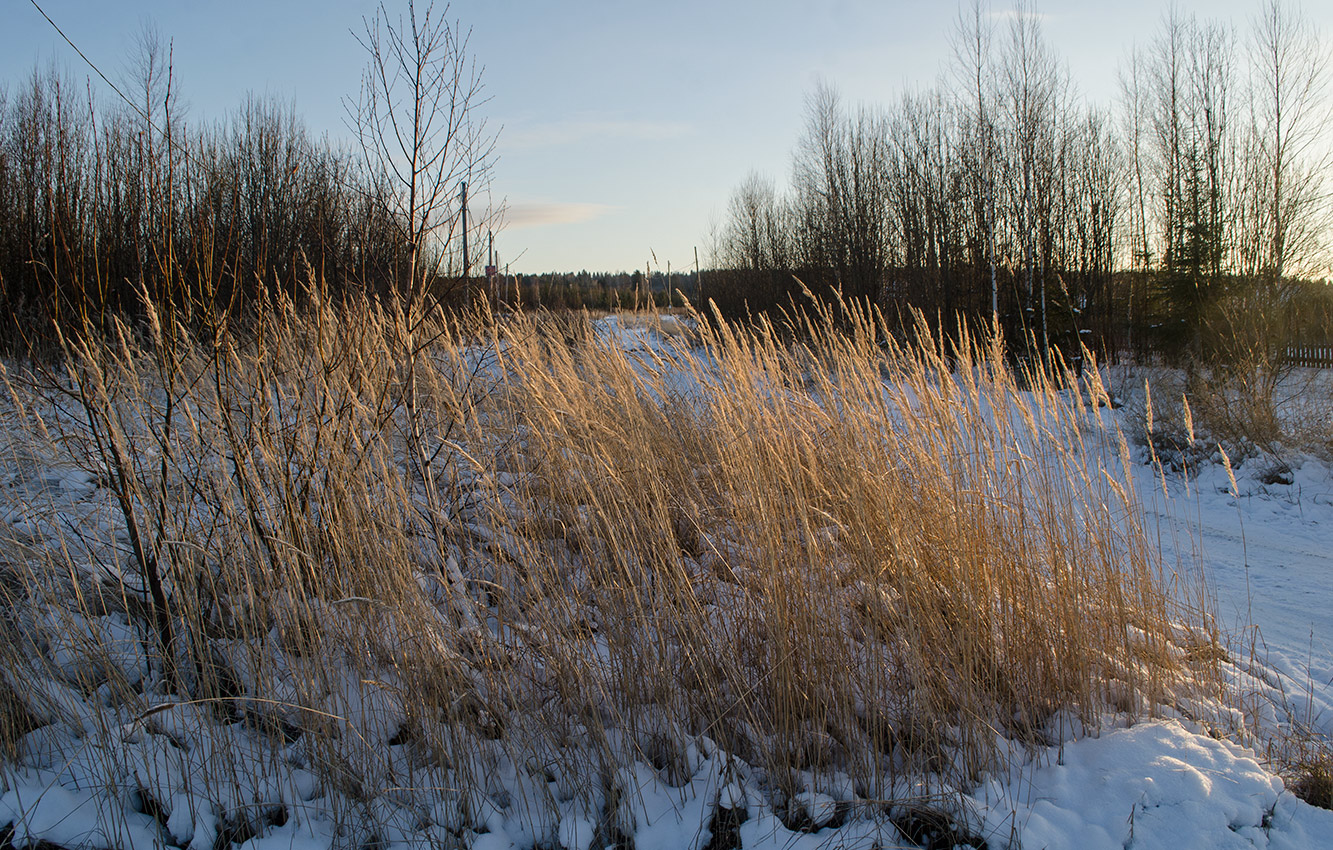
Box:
(26, 0), (501, 268)
(27, 0), (160, 132)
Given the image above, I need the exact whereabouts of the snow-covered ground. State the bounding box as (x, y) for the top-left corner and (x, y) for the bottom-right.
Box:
(1146, 447), (1333, 734)
(2, 321), (1332, 850)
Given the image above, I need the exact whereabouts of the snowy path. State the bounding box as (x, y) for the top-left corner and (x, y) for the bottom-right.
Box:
(1145, 453), (1333, 732)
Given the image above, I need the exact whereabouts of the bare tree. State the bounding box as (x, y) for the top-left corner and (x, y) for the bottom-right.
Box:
(121, 25), (186, 303)
(721, 171), (790, 272)
(887, 86), (963, 321)
(1060, 107), (1121, 354)
(346, 0), (497, 312)
(1118, 45), (1156, 355)
(791, 81), (845, 285)
(346, 1), (500, 622)
(996, 0), (1061, 352)
(1125, 7), (1236, 351)
(953, 0), (999, 324)
(790, 81), (894, 305)
(1247, 0), (1329, 282)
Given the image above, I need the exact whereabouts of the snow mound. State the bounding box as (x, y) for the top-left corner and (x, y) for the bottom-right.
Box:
(970, 721), (1333, 849)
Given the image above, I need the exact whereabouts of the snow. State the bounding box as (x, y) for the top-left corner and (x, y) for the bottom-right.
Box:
(0, 777), (165, 850)
(1146, 450), (1333, 737)
(3, 322), (1333, 849)
(968, 721), (1329, 849)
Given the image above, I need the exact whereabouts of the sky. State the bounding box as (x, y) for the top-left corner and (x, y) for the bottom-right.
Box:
(4, 0), (1330, 274)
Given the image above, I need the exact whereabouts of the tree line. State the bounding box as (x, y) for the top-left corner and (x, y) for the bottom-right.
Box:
(709, 0), (1333, 363)
(0, 10), (495, 354)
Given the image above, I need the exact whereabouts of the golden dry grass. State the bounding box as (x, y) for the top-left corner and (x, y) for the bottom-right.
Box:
(0, 288), (1219, 836)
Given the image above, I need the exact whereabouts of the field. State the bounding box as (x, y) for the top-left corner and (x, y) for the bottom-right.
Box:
(1, 297), (1332, 850)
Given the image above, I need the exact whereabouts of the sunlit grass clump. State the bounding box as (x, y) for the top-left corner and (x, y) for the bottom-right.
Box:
(0, 289), (1216, 844)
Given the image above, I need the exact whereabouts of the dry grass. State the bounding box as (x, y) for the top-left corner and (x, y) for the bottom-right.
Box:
(1157, 297), (1333, 465)
(1267, 723), (1333, 810)
(0, 288), (1217, 841)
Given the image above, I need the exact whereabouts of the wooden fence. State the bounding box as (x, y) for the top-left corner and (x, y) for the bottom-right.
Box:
(1284, 345), (1333, 368)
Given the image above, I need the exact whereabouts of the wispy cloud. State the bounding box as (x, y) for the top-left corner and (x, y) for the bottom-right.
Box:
(988, 8), (1050, 23)
(503, 201), (614, 230)
(503, 118), (692, 150)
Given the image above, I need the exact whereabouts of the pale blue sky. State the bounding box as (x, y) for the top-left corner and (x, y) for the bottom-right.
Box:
(4, 0), (1328, 273)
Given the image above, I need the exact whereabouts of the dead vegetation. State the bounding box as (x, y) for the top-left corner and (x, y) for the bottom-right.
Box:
(0, 290), (1220, 843)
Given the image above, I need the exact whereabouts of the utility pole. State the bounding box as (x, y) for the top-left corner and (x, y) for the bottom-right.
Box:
(694, 246), (702, 306)
(487, 229), (496, 306)
(460, 181), (469, 282)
